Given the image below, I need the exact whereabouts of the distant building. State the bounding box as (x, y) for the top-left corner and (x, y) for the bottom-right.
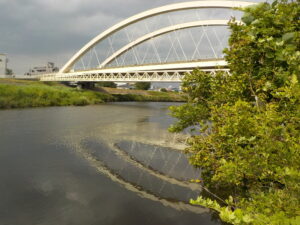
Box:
(150, 83), (182, 92)
(25, 62), (59, 76)
(116, 82), (135, 89)
(0, 54), (8, 77)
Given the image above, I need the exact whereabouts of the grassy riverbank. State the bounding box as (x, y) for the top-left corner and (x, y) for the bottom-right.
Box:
(97, 86), (186, 102)
(0, 79), (186, 109)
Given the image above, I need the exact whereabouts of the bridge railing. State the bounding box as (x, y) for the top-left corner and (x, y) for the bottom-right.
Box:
(39, 69), (230, 83)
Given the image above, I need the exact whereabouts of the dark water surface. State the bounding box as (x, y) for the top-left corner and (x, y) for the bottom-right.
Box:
(0, 102), (221, 225)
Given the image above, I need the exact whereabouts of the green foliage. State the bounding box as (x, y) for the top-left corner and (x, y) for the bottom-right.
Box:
(134, 82), (151, 90)
(170, 1), (300, 224)
(0, 82), (115, 109)
(112, 91), (185, 102)
(0, 80), (186, 109)
(5, 68), (13, 75)
(160, 88), (168, 92)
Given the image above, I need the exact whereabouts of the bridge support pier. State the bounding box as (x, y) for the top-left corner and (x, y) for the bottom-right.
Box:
(77, 82), (95, 90)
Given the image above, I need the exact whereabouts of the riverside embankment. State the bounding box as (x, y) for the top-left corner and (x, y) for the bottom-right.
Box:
(0, 79), (186, 109)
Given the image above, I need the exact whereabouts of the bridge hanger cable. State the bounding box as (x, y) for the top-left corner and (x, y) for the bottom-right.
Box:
(167, 15), (188, 62)
(80, 58), (86, 70)
(87, 48), (93, 69)
(144, 20), (162, 64)
(203, 25), (218, 59)
(107, 36), (120, 67)
(191, 28), (206, 59)
(124, 28), (140, 65)
(93, 47), (101, 67)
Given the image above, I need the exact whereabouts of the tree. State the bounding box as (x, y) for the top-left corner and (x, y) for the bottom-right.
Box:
(170, 1), (300, 224)
(134, 82), (151, 90)
(5, 68), (13, 75)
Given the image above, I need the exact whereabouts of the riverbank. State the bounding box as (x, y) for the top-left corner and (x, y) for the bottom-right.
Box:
(0, 79), (186, 109)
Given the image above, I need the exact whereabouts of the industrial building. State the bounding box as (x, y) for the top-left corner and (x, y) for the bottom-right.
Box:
(0, 54), (7, 77)
(25, 62), (59, 76)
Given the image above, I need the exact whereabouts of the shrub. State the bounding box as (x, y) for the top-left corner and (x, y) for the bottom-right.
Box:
(170, 1), (300, 224)
(134, 82), (151, 90)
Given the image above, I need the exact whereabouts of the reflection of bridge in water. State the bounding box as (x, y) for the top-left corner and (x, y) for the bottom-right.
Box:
(40, 1), (255, 83)
(59, 103), (229, 215)
(67, 137), (207, 214)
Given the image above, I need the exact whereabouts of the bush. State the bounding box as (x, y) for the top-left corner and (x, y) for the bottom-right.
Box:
(170, 1), (300, 224)
(134, 82), (151, 90)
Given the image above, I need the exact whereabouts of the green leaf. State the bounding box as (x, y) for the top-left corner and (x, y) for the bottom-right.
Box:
(242, 215), (253, 223)
(242, 13), (255, 25)
(282, 32), (295, 43)
(266, 51), (274, 59)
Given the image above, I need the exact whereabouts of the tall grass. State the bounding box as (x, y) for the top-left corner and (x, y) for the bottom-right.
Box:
(113, 93), (186, 102)
(0, 83), (114, 109)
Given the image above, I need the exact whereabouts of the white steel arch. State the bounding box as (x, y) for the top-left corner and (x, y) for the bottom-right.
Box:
(100, 20), (234, 68)
(60, 1), (255, 73)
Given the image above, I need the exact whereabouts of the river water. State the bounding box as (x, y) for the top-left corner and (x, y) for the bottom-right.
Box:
(0, 102), (221, 225)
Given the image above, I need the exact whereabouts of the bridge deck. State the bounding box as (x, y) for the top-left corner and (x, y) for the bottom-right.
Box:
(39, 60), (228, 82)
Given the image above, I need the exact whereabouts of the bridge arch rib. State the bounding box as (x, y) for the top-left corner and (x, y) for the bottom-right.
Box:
(99, 20), (238, 68)
(60, 1), (255, 73)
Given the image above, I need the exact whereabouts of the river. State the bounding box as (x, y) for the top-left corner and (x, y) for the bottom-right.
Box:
(0, 102), (222, 225)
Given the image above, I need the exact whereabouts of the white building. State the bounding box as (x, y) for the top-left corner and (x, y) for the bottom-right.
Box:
(116, 82), (135, 89)
(25, 62), (59, 76)
(0, 54), (7, 77)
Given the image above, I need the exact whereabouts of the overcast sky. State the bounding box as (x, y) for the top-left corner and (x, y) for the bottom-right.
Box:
(0, 0), (261, 74)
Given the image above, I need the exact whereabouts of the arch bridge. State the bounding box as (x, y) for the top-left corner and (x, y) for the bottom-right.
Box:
(40, 1), (255, 83)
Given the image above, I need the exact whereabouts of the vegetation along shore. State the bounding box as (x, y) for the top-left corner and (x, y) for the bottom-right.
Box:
(0, 79), (186, 109)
